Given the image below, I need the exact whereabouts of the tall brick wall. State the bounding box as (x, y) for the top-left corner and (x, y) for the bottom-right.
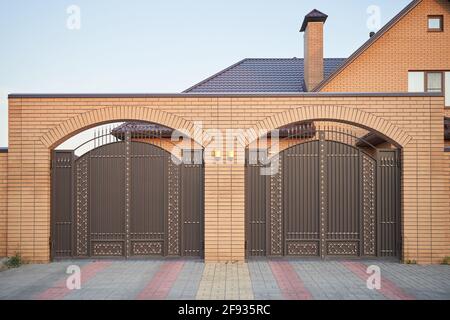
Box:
(321, 0), (450, 93)
(6, 94), (449, 264)
(0, 152), (7, 257)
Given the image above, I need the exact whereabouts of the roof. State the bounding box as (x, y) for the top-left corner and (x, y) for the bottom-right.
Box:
(111, 121), (317, 139)
(314, 0), (422, 91)
(183, 58), (346, 93)
(300, 9), (328, 32)
(360, 116), (450, 147)
(355, 133), (389, 148)
(111, 122), (175, 140)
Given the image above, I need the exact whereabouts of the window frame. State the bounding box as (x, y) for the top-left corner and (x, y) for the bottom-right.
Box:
(424, 71), (444, 93)
(427, 15), (444, 32)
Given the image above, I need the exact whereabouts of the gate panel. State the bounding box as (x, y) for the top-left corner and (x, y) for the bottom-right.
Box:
(377, 150), (401, 257)
(325, 141), (360, 256)
(245, 150), (268, 256)
(89, 143), (126, 257)
(51, 151), (74, 258)
(245, 130), (399, 260)
(283, 142), (320, 256)
(130, 142), (166, 256)
(181, 159), (204, 257)
(55, 135), (205, 259)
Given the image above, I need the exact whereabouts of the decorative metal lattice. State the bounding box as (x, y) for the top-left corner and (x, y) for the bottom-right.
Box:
(167, 158), (180, 255)
(75, 157), (89, 256)
(270, 155), (283, 255)
(125, 131), (131, 257)
(287, 242), (319, 256)
(132, 241), (163, 255)
(362, 153), (376, 256)
(319, 133), (327, 258)
(327, 242), (359, 255)
(92, 242), (123, 256)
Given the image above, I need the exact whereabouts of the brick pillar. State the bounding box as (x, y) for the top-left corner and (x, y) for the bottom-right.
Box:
(204, 162), (245, 262)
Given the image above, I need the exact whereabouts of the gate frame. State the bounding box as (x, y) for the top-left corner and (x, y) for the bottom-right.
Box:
(50, 125), (205, 260)
(245, 124), (402, 260)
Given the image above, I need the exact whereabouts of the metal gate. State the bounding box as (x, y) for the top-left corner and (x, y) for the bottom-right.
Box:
(51, 132), (204, 259)
(246, 127), (401, 259)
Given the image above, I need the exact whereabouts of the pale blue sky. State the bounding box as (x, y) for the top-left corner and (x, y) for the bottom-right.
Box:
(0, 0), (411, 147)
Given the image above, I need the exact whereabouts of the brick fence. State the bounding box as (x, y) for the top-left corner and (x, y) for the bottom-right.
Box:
(2, 93), (449, 264)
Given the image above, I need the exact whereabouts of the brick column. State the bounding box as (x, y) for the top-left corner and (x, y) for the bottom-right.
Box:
(204, 163), (245, 262)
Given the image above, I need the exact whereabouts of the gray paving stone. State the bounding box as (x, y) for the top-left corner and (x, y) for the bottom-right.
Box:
(0, 259), (449, 300)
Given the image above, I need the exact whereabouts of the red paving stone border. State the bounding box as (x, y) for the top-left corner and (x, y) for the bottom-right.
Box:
(137, 261), (185, 300)
(342, 261), (415, 300)
(34, 261), (112, 300)
(269, 261), (312, 300)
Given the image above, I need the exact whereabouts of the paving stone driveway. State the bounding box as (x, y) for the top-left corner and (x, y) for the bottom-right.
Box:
(0, 260), (449, 300)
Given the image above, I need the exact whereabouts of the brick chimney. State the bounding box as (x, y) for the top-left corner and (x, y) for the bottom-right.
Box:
(300, 9), (328, 91)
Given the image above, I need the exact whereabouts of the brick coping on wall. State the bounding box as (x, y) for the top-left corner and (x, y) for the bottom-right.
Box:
(8, 92), (443, 99)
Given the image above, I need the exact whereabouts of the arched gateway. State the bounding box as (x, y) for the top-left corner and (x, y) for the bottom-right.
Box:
(246, 123), (401, 259)
(51, 122), (204, 259)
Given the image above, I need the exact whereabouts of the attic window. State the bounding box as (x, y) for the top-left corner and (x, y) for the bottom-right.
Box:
(428, 15), (443, 32)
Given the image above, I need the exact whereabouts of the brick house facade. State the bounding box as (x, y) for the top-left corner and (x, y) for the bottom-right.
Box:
(0, 0), (449, 264)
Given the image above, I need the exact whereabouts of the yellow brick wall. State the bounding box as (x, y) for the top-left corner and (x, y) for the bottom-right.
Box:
(321, 0), (450, 92)
(0, 152), (7, 257)
(6, 94), (449, 264)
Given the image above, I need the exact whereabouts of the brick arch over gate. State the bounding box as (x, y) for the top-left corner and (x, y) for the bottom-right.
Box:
(244, 105), (412, 148)
(242, 105), (415, 261)
(40, 106), (210, 149)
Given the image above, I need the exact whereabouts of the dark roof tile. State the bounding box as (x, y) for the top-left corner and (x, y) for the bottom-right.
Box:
(184, 58), (345, 93)
(111, 122), (175, 139)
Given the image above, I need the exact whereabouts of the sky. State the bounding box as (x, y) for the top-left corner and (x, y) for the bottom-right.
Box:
(0, 0), (412, 148)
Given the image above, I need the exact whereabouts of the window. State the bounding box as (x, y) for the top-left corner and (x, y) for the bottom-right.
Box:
(408, 71), (449, 107)
(408, 72), (425, 92)
(425, 72), (443, 93)
(428, 15), (443, 31)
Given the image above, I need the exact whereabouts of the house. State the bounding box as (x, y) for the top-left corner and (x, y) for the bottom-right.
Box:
(0, 0), (449, 264)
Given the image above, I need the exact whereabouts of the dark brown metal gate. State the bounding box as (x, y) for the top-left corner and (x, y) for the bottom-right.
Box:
(246, 129), (401, 259)
(51, 138), (204, 259)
